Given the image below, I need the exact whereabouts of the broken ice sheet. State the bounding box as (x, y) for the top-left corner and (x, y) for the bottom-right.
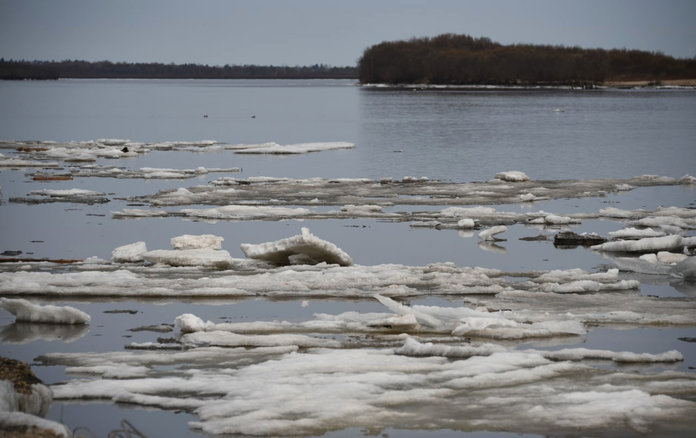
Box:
(39, 344), (696, 436)
(10, 188), (110, 204)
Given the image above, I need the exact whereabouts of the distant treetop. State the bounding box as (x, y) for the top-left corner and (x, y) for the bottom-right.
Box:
(358, 33), (696, 85)
(0, 59), (357, 80)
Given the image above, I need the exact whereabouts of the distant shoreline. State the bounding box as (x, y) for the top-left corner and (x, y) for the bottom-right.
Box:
(360, 79), (696, 90)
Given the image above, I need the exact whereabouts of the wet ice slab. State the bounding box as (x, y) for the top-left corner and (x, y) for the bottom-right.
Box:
(241, 227), (353, 266)
(37, 338), (696, 437)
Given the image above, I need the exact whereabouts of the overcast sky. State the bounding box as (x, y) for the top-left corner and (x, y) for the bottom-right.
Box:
(1, 0), (694, 66)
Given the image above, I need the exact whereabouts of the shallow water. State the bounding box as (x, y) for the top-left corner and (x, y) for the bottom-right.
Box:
(1, 80), (695, 437)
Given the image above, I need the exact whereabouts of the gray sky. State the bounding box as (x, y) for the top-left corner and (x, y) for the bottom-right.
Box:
(1, 0), (695, 66)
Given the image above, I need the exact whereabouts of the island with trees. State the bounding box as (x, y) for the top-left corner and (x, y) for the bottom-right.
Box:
(358, 34), (696, 87)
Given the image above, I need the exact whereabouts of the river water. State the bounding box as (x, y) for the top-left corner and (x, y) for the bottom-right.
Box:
(0, 79), (695, 437)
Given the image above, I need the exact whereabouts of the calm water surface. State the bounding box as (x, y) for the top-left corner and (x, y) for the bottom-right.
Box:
(1, 79), (695, 437)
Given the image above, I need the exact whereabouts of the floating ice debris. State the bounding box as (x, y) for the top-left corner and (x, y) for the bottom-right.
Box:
(241, 227), (353, 266)
(457, 218), (476, 229)
(374, 294), (586, 338)
(170, 234), (223, 250)
(10, 188), (109, 204)
(63, 165), (241, 180)
(229, 141), (354, 154)
(39, 346), (696, 436)
(0, 154), (60, 168)
(0, 259), (652, 300)
(181, 331), (341, 349)
(396, 336), (683, 363)
(111, 208), (169, 218)
(127, 174), (690, 210)
(0, 358), (70, 437)
(541, 213), (578, 225)
(495, 170), (530, 182)
(179, 205), (314, 221)
(608, 227), (666, 239)
(112, 241), (148, 263)
(639, 251), (688, 265)
(479, 225), (507, 241)
(0, 298), (90, 324)
(172, 294), (584, 341)
(592, 235), (685, 253)
(519, 192), (538, 202)
(339, 204), (383, 215)
(143, 248), (233, 269)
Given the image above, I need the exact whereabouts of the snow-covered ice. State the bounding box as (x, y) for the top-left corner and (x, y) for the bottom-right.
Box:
(170, 234), (223, 250)
(37, 342), (696, 436)
(241, 227), (353, 266)
(228, 141), (354, 154)
(143, 248), (233, 269)
(479, 225), (507, 241)
(592, 234), (685, 253)
(0, 298), (90, 324)
(112, 241), (148, 263)
(495, 170), (530, 182)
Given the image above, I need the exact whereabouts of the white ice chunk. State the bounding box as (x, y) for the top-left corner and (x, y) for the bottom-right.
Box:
(592, 235), (684, 253)
(495, 171), (530, 182)
(479, 225), (507, 241)
(538, 347), (683, 363)
(656, 251), (688, 264)
(30, 188), (106, 198)
(457, 218), (476, 229)
(232, 141), (354, 154)
(241, 227), (352, 266)
(599, 207), (639, 218)
(111, 241), (147, 263)
(0, 298), (90, 324)
(339, 204), (383, 215)
(180, 205), (313, 220)
(170, 234), (224, 250)
(143, 248), (233, 269)
(181, 331), (341, 348)
(441, 206), (498, 217)
(544, 214), (578, 225)
(608, 227), (666, 239)
(174, 313), (216, 333)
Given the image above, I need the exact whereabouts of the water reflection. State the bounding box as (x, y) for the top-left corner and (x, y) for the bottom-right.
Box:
(478, 241), (507, 254)
(0, 321), (89, 344)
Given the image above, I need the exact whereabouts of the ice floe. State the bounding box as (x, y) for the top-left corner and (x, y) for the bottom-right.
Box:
(478, 225), (507, 241)
(0, 298), (90, 324)
(0, 256), (657, 303)
(45, 165), (242, 180)
(495, 170), (530, 182)
(143, 248), (233, 269)
(592, 234), (686, 253)
(10, 188), (109, 204)
(112, 241), (148, 263)
(396, 336), (683, 363)
(125, 174), (693, 210)
(36, 343), (696, 436)
(241, 227), (353, 266)
(170, 234), (223, 250)
(228, 141), (354, 154)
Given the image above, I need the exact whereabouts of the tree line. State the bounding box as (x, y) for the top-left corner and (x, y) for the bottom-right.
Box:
(358, 34), (696, 85)
(0, 59), (357, 80)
